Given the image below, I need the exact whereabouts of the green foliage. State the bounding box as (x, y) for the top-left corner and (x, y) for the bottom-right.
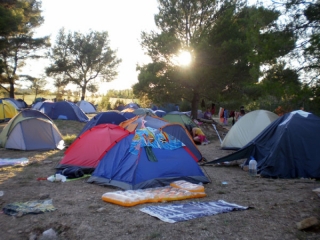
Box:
(28, 76), (48, 97)
(97, 89), (136, 111)
(134, 62), (185, 105)
(87, 83), (98, 94)
(203, 4), (295, 100)
(135, 0), (296, 118)
(113, 99), (125, 110)
(282, 0), (320, 84)
(0, 0), (49, 98)
(46, 28), (121, 100)
(179, 99), (192, 112)
(249, 63), (313, 113)
(136, 0), (223, 117)
(0, 2), (22, 36)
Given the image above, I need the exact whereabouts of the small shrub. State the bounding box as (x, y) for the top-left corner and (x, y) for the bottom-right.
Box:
(63, 134), (77, 146)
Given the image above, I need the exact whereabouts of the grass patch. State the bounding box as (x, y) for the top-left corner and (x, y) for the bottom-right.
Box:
(63, 134), (77, 146)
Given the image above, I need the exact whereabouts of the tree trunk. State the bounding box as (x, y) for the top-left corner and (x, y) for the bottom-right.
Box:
(191, 91), (200, 120)
(81, 85), (86, 101)
(9, 80), (15, 98)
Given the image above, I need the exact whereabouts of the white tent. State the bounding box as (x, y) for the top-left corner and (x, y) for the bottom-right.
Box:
(221, 110), (279, 150)
(77, 100), (96, 114)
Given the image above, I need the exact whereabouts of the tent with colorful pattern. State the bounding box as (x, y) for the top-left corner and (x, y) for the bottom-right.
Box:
(87, 126), (209, 190)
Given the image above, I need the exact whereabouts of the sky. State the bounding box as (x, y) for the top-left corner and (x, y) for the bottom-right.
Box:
(21, 0), (159, 94)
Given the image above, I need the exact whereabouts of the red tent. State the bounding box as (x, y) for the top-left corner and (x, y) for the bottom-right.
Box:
(57, 124), (131, 172)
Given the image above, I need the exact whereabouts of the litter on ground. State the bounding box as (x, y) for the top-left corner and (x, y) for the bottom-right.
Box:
(0, 158), (29, 167)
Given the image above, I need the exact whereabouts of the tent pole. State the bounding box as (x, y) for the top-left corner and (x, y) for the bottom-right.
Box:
(212, 124), (222, 144)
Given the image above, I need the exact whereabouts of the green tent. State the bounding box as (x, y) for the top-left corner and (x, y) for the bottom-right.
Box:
(162, 112), (197, 132)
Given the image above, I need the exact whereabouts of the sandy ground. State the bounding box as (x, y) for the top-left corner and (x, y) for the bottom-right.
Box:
(0, 119), (320, 240)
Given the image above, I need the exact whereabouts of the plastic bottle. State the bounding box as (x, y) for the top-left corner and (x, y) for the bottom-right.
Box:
(249, 156), (257, 176)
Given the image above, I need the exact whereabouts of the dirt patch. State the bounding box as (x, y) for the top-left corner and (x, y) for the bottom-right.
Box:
(0, 120), (320, 240)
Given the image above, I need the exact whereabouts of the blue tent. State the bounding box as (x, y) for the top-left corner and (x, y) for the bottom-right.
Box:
(116, 105), (125, 111)
(78, 111), (127, 137)
(205, 110), (320, 179)
(16, 99), (28, 108)
(36, 102), (53, 113)
(158, 103), (176, 113)
(151, 104), (158, 110)
(38, 101), (89, 122)
(87, 127), (209, 190)
(124, 102), (140, 109)
(153, 110), (167, 118)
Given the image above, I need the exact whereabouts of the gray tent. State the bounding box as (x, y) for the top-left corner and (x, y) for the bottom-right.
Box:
(0, 109), (64, 150)
(205, 110), (320, 179)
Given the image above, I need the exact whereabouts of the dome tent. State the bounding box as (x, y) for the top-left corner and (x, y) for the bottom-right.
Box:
(57, 124), (131, 172)
(162, 111), (197, 133)
(37, 101), (89, 122)
(77, 111), (127, 137)
(119, 115), (202, 162)
(58, 115), (204, 171)
(1, 98), (26, 110)
(153, 109), (167, 118)
(0, 99), (18, 122)
(87, 126), (209, 190)
(0, 109), (64, 150)
(124, 102), (140, 109)
(221, 110), (278, 150)
(76, 100), (97, 114)
(205, 110), (320, 179)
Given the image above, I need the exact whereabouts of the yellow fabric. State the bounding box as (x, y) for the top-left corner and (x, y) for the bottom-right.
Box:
(0, 100), (18, 121)
(193, 128), (204, 136)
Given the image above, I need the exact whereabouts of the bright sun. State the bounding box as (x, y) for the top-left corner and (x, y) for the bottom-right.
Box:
(175, 51), (192, 66)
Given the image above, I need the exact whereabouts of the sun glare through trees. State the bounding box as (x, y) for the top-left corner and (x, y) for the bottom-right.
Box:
(174, 50), (192, 66)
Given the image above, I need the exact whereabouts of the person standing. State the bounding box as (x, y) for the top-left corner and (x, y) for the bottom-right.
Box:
(223, 109), (229, 125)
(210, 103), (215, 116)
(203, 107), (212, 119)
(236, 109), (246, 122)
(229, 110), (235, 125)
